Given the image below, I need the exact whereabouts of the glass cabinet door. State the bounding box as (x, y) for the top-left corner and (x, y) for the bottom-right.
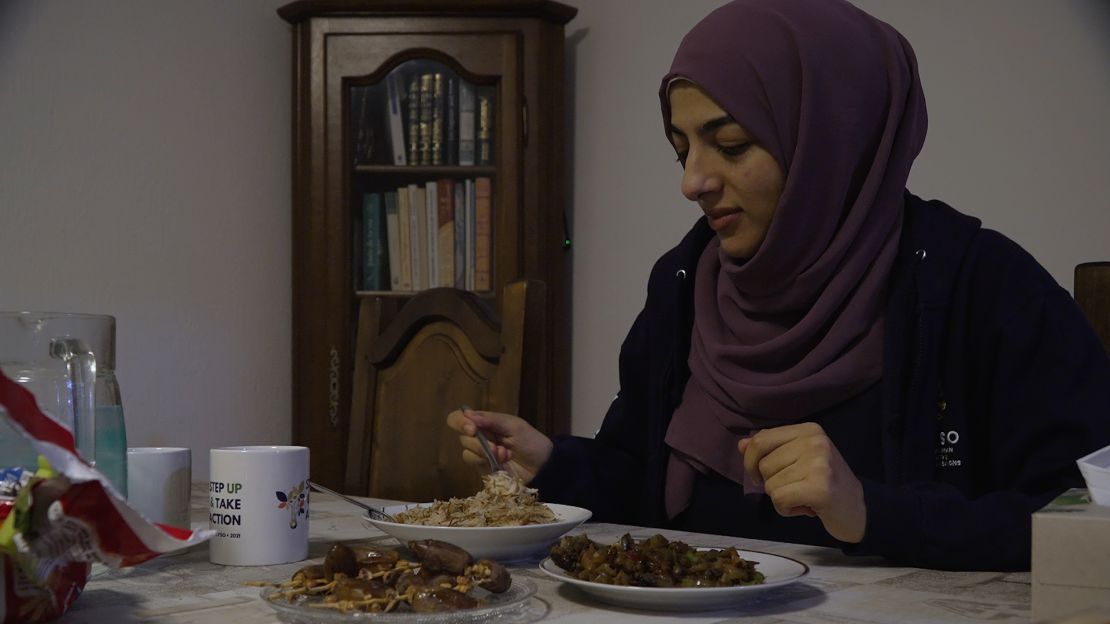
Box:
(348, 59), (499, 296)
(322, 34), (521, 303)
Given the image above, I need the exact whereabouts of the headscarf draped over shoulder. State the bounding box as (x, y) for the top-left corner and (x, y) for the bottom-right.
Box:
(660, 0), (928, 519)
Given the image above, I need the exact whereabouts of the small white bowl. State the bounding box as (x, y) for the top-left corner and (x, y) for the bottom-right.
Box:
(360, 502), (591, 561)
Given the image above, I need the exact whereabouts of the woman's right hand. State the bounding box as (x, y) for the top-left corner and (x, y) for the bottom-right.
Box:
(446, 408), (553, 483)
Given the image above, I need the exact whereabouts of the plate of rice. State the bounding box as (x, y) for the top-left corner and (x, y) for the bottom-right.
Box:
(361, 472), (591, 561)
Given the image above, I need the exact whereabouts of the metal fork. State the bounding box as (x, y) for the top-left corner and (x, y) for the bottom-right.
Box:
(462, 405), (506, 473)
(307, 480), (397, 522)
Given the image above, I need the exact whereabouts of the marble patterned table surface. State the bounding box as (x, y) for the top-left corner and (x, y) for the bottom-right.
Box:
(62, 483), (1035, 623)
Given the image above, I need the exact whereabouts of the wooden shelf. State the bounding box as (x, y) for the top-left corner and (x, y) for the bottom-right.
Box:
(354, 289), (494, 298)
(354, 165), (497, 176)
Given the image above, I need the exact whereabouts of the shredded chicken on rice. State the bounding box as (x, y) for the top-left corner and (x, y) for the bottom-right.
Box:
(393, 471), (557, 527)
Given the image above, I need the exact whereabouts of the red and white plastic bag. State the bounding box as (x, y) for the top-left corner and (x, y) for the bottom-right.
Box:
(0, 370), (213, 623)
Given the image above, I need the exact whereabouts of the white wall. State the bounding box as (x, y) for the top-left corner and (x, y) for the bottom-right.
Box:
(564, 0), (1110, 437)
(2, 1), (1107, 475)
(0, 0), (292, 480)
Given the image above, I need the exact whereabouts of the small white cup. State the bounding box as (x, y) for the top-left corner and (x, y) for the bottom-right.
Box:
(126, 447), (192, 528)
(208, 445), (310, 566)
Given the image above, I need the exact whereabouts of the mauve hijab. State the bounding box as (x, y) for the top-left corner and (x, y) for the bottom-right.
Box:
(660, 0), (928, 519)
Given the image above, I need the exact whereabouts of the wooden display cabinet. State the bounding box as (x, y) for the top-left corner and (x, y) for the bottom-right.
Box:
(278, 0), (576, 489)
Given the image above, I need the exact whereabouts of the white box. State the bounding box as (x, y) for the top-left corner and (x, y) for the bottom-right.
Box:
(1032, 489), (1110, 622)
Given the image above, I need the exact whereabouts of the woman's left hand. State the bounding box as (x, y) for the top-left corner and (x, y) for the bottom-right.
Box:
(738, 422), (866, 543)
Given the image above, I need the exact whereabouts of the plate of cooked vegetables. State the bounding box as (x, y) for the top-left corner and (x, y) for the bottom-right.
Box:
(252, 540), (538, 623)
(362, 472), (591, 561)
(539, 534), (809, 611)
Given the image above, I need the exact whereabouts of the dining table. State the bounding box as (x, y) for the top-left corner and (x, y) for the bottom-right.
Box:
(64, 482), (1043, 624)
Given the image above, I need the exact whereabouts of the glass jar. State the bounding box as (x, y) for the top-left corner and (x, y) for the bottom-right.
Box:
(0, 311), (128, 496)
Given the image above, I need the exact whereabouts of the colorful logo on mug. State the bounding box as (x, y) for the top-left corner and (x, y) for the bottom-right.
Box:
(275, 480), (308, 529)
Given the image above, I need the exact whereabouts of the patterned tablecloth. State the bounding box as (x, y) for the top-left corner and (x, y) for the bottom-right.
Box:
(63, 483), (1036, 624)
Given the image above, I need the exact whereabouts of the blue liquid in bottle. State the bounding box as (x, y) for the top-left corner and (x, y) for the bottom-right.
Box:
(94, 405), (128, 497)
(0, 417), (38, 471)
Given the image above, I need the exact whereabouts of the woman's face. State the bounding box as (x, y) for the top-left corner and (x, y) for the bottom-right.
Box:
(668, 82), (785, 259)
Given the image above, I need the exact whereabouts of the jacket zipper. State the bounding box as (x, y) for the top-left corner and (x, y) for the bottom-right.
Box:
(903, 248), (928, 483)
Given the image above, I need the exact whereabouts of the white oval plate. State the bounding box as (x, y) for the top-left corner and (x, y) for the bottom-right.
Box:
(539, 548), (809, 611)
(361, 503), (591, 561)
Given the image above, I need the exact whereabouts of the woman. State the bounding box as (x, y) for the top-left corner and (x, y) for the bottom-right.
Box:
(447, 0), (1110, 571)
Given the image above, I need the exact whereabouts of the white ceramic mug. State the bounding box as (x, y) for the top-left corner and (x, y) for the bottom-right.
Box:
(208, 446), (309, 566)
(126, 447), (192, 528)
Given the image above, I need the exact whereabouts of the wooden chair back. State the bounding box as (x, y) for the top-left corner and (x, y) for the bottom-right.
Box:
(344, 280), (546, 501)
(1075, 262), (1110, 355)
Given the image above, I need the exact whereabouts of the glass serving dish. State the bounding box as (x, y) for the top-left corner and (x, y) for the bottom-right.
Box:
(260, 577), (539, 624)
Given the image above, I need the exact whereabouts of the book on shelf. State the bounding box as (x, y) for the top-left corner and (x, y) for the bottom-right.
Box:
(384, 191), (402, 290)
(477, 92), (493, 166)
(424, 181), (438, 287)
(408, 183), (425, 290)
(362, 193), (388, 291)
(474, 177), (492, 291)
(384, 73), (407, 166)
(418, 74), (434, 166)
(458, 82), (476, 166)
(453, 181), (465, 289)
(431, 73), (445, 166)
(445, 76), (459, 166)
(464, 179), (475, 291)
(436, 178), (455, 287)
(396, 186), (413, 291)
(406, 76), (420, 166)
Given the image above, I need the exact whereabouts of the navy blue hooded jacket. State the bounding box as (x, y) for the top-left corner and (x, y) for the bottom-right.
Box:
(532, 193), (1110, 571)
